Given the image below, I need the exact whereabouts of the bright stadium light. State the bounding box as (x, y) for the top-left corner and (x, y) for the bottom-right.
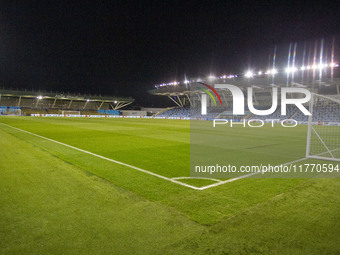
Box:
(153, 60), (340, 88)
(266, 68), (277, 75)
(311, 64), (327, 70)
(285, 67), (297, 73)
(245, 71), (254, 78)
(114, 101), (117, 103)
(317, 63), (327, 69)
(271, 68), (278, 75)
(37, 96), (43, 99)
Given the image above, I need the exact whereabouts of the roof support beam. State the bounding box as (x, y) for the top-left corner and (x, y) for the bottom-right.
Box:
(98, 101), (105, 110)
(168, 96), (182, 107)
(186, 94), (192, 106)
(114, 101), (133, 110)
(176, 95), (184, 107)
(17, 96), (22, 107)
(113, 102), (121, 110)
(35, 98), (40, 108)
(68, 100), (73, 109)
(52, 98), (57, 108)
(83, 100), (89, 109)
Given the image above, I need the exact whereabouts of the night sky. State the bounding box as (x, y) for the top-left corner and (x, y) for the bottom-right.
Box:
(0, 1), (339, 107)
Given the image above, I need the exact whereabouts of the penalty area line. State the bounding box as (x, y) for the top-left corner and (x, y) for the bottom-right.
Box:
(0, 123), (201, 190)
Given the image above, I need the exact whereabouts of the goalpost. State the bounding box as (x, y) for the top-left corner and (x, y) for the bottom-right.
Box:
(60, 110), (81, 116)
(306, 93), (340, 161)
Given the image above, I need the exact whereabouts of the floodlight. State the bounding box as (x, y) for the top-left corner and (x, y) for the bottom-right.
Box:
(245, 71), (254, 78)
(285, 67), (297, 73)
(271, 68), (278, 74)
(318, 63), (327, 69)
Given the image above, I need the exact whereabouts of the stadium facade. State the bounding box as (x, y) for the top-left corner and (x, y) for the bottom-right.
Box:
(0, 88), (134, 116)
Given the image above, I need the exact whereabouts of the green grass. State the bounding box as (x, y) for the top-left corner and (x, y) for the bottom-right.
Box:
(0, 116), (339, 254)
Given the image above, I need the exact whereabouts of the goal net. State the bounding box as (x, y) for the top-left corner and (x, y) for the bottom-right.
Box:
(306, 93), (340, 161)
(60, 110), (81, 116)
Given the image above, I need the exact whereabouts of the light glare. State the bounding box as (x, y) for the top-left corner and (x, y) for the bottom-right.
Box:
(245, 71), (254, 78)
(285, 67), (297, 73)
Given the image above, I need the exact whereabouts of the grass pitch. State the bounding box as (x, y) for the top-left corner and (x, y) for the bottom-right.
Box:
(0, 116), (339, 254)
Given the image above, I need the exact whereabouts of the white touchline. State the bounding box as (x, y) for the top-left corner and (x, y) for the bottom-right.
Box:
(0, 123), (200, 190)
(0, 122), (309, 191)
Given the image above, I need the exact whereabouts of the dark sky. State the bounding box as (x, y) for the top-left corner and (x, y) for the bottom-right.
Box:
(0, 1), (339, 107)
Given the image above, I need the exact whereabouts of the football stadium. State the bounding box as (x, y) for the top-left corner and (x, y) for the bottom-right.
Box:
(1, 61), (340, 254)
(1, 2), (340, 254)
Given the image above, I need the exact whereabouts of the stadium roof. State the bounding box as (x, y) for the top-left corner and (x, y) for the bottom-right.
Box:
(0, 88), (134, 103)
(149, 68), (340, 97)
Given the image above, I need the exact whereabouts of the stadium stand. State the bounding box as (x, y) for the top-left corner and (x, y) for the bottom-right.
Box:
(98, 110), (120, 115)
(158, 107), (221, 119)
(21, 108), (47, 115)
(149, 68), (340, 122)
(156, 102), (339, 122)
(0, 88), (134, 115)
